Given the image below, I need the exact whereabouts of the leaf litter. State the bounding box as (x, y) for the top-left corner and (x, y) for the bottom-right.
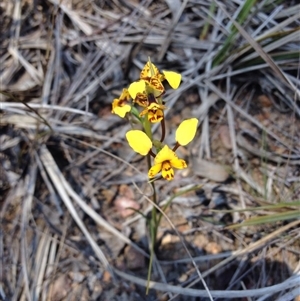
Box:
(0, 0), (299, 300)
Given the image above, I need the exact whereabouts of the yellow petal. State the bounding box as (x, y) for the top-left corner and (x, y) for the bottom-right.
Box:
(112, 98), (120, 110)
(154, 145), (177, 164)
(175, 118), (198, 146)
(140, 61), (159, 80)
(147, 102), (166, 111)
(120, 88), (131, 101)
(140, 103), (166, 122)
(126, 130), (152, 156)
(148, 109), (164, 123)
(112, 103), (131, 118)
(148, 163), (162, 178)
(170, 158), (187, 169)
(128, 80), (146, 99)
(162, 71), (181, 89)
(149, 77), (164, 96)
(139, 107), (148, 117)
(161, 162), (174, 181)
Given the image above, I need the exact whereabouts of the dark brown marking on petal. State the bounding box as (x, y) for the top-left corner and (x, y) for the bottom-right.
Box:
(135, 93), (148, 107)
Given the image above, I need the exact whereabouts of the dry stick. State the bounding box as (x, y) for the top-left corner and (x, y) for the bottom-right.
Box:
(205, 81), (292, 150)
(0, 102), (94, 116)
(43, 235), (59, 301)
(198, 30), (219, 159)
(34, 152), (63, 216)
(60, 0), (150, 106)
(40, 145), (113, 272)
(225, 67), (247, 212)
(182, 219), (300, 295)
(275, 286), (300, 301)
(236, 242), (298, 301)
(46, 230), (68, 301)
(0, 186), (24, 300)
(9, 0), (21, 56)
(198, 89), (212, 159)
(62, 125), (131, 171)
(8, 47), (43, 85)
(236, 133), (300, 165)
(113, 220), (300, 298)
(0, 93), (53, 132)
(32, 230), (51, 301)
(47, 0), (92, 35)
(114, 268), (300, 299)
(50, 13), (63, 106)
(20, 162), (38, 301)
(157, 0), (189, 61)
(224, 243), (277, 298)
(214, 0), (300, 98)
(277, 45), (300, 206)
(197, 7), (221, 159)
(62, 133), (152, 194)
(131, 182), (214, 301)
(40, 142), (149, 257)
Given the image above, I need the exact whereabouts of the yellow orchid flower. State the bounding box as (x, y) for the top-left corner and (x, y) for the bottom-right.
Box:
(140, 103), (166, 123)
(134, 92), (149, 107)
(140, 61), (164, 81)
(148, 145), (187, 181)
(127, 61), (181, 119)
(128, 78), (164, 103)
(140, 61), (182, 87)
(126, 130), (152, 156)
(139, 61), (182, 97)
(126, 89), (167, 123)
(128, 78), (164, 99)
(139, 98), (166, 123)
(127, 81), (154, 108)
(175, 118), (198, 146)
(140, 61), (181, 90)
(111, 89), (131, 118)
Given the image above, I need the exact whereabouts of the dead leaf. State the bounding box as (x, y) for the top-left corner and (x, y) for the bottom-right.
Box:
(119, 184), (135, 200)
(257, 94), (272, 107)
(102, 188), (116, 204)
(191, 157), (229, 182)
(102, 270), (111, 283)
(161, 233), (180, 246)
(219, 125), (232, 149)
(193, 234), (209, 249)
(205, 242), (222, 254)
(124, 245), (145, 270)
(50, 274), (71, 301)
(114, 197), (140, 218)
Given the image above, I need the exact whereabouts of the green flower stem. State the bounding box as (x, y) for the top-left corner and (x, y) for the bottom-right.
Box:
(160, 115), (166, 142)
(146, 153), (159, 295)
(144, 114), (159, 294)
(143, 114), (153, 140)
